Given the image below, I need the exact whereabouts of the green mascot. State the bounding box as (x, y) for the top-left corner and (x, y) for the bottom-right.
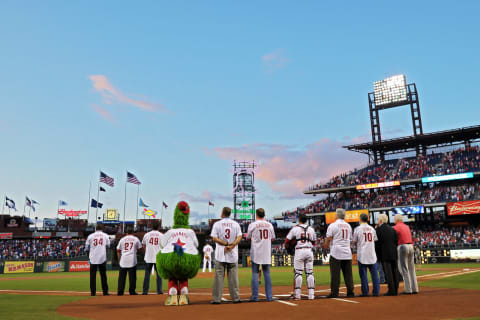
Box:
(157, 201), (201, 306)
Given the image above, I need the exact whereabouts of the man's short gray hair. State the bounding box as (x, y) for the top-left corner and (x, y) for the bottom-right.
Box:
(336, 208), (346, 220)
(378, 213), (388, 224)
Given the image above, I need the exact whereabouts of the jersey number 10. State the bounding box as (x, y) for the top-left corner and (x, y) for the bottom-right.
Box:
(258, 229), (269, 240)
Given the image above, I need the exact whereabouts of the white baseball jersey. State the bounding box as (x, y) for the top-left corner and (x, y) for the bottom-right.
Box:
(116, 235), (142, 268)
(86, 231), (110, 264)
(160, 228), (199, 255)
(203, 244), (213, 259)
(286, 224), (317, 250)
(353, 224), (378, 265)
(247, 220), (276, 265)
(142, 230), (164, 263)
(211, 218), (242, 263)
(326, 219), (352, 260)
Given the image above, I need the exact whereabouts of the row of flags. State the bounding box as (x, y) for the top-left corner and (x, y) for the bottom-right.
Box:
(3, 196), (39, 212)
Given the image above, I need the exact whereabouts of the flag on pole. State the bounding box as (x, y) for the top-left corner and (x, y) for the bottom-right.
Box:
(31, 204), (36, 212)
(139, 198), (149, 207)
(143, 208), (157, 218)
(127, 172), (141, 185)
(6, 197), (17, 211)
(100, 171), (114, 187)
(162, 202), (168, 209)
(59, 200), (68, 206)
(209, 201), (215, 207)
(31, 199), (39, 205)
(25, 197), (32, 208)
(99, 186), (106, 192)
(91, 199), (103, 208)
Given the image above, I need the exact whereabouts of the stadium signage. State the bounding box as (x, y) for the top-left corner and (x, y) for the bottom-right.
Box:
(57, 209), (88, 217)
(393, 206), (423, 215)
(325, 209), (369, 224)
(356, 180), (400, 190)
(44, 261), (64, 273)
(69, 261), (90, 272)
(450, 249), (480, 261)
(4, 261), (35, 273)
(0, 232), (13, 239)
(421, 172), (474, 183)
(447, 200), (480, 216)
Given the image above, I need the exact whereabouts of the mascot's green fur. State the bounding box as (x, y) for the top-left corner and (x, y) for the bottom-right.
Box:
(156, 201), (200, 305)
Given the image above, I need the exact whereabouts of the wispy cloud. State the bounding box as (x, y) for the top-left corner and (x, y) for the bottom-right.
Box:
(91, 104), (115, 123)
(261, 49), (288, 73)
(209, 139), (366, 199)
(89, 75), (168, 113)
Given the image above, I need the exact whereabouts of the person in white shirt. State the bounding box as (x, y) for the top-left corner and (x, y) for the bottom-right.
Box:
(85, 224), (110, 296)
(116, 227), (142, 296)
(142, 222), (164, 295)
(202, 242), (214, 272)
(285, 214), (317, 300)
(210, 207), (242, 304)
(324, 208), (355, 298)
(353, 213), (380, 297)
(247, 208), (275, 302)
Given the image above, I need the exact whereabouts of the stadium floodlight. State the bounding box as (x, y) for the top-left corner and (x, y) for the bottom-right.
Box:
(373, 74), (408, 106)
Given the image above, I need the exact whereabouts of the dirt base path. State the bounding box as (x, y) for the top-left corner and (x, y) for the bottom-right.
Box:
(57, 283), (480, 320)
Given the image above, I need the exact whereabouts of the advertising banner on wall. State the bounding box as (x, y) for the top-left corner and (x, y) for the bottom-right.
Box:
(325, 209), (369, 224)
(44, 261), (65, 273)
(4, 261), (35, 273)
(69, 261), (90, 272)
(0, 233), (13, 239)
(447, 200), (480, 216)
(450, 249), (480, 262)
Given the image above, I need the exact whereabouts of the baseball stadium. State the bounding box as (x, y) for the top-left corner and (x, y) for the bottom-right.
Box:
(1, 2), (480, 320)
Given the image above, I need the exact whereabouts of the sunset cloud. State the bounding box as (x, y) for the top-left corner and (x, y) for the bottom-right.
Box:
(210, 139), (366, 199)
(177, 190), (231, 203)
(262, 49), (288, 73)
(89, 75), (168, 112)
(91, 104), (115, 123)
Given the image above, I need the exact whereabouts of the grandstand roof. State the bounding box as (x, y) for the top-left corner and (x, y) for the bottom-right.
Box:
(343, 125), (480, 155)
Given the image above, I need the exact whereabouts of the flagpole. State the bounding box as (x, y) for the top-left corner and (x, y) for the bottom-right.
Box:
(23, 198), (26, 214)
(135, 184), (140, 229)
(123, 175), (127, 234)
(208, 202), (210, 221)
(57, 201), (59, 221)
(2, 195), (5, 215)
(87, 182), (91, 223)
(28, 206), (31, 219)
(95, 171), (100, 231)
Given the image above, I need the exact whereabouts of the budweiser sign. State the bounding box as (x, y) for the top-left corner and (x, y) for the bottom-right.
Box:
(57, 209), (87, 217)
(447, 200), (480, 216)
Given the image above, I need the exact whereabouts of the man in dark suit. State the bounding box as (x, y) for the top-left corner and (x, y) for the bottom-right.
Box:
(375, 213), (399, 296)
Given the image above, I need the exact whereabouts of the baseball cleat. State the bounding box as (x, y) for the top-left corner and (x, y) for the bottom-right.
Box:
(165, 295), (179, 306)
(178, 294), (190, 306)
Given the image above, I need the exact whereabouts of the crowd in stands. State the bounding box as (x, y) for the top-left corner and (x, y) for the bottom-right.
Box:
(412, 226), (480, 247)
(307, 146), (480, 190)
(284, 183), (479, 216)
(0, 239), (86, 260)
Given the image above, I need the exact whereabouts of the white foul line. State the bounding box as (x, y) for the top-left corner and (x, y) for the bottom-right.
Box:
(332, 298), (359, 304)
(260, 293), (297, 307)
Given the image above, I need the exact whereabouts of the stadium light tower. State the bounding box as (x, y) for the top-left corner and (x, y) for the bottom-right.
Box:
(369, 74), (423, 163)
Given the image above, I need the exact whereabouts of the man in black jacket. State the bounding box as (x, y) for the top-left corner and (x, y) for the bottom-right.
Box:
(375, 214), (399, 296)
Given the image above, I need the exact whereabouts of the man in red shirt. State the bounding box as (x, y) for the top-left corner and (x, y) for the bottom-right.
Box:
(393, 215), (418, 294)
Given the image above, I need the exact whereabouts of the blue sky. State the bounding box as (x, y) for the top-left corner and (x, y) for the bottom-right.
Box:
(1, 1), (479, 226)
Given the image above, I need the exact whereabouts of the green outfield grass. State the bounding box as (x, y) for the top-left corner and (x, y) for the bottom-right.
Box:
(0, 263), (478, 320)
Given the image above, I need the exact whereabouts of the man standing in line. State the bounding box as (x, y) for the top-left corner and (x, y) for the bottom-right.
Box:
(375, 213), (399, 296)
(210, 207), (242, 304)
(85, 224), (110, 296)
(285, 214), (316, 300)
(247, 208), (275, 302)
(394, 214), (419, 295)
(142, 222), (163, 295)
(323, 208), (355, 298)
(202, 242), (214, 272)
(353, 213), (380, 297)
(117, 226), (142, 296)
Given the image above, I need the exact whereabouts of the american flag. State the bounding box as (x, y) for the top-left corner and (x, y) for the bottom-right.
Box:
(100, 171), (114, 187)
(127, 171), (141, 185)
